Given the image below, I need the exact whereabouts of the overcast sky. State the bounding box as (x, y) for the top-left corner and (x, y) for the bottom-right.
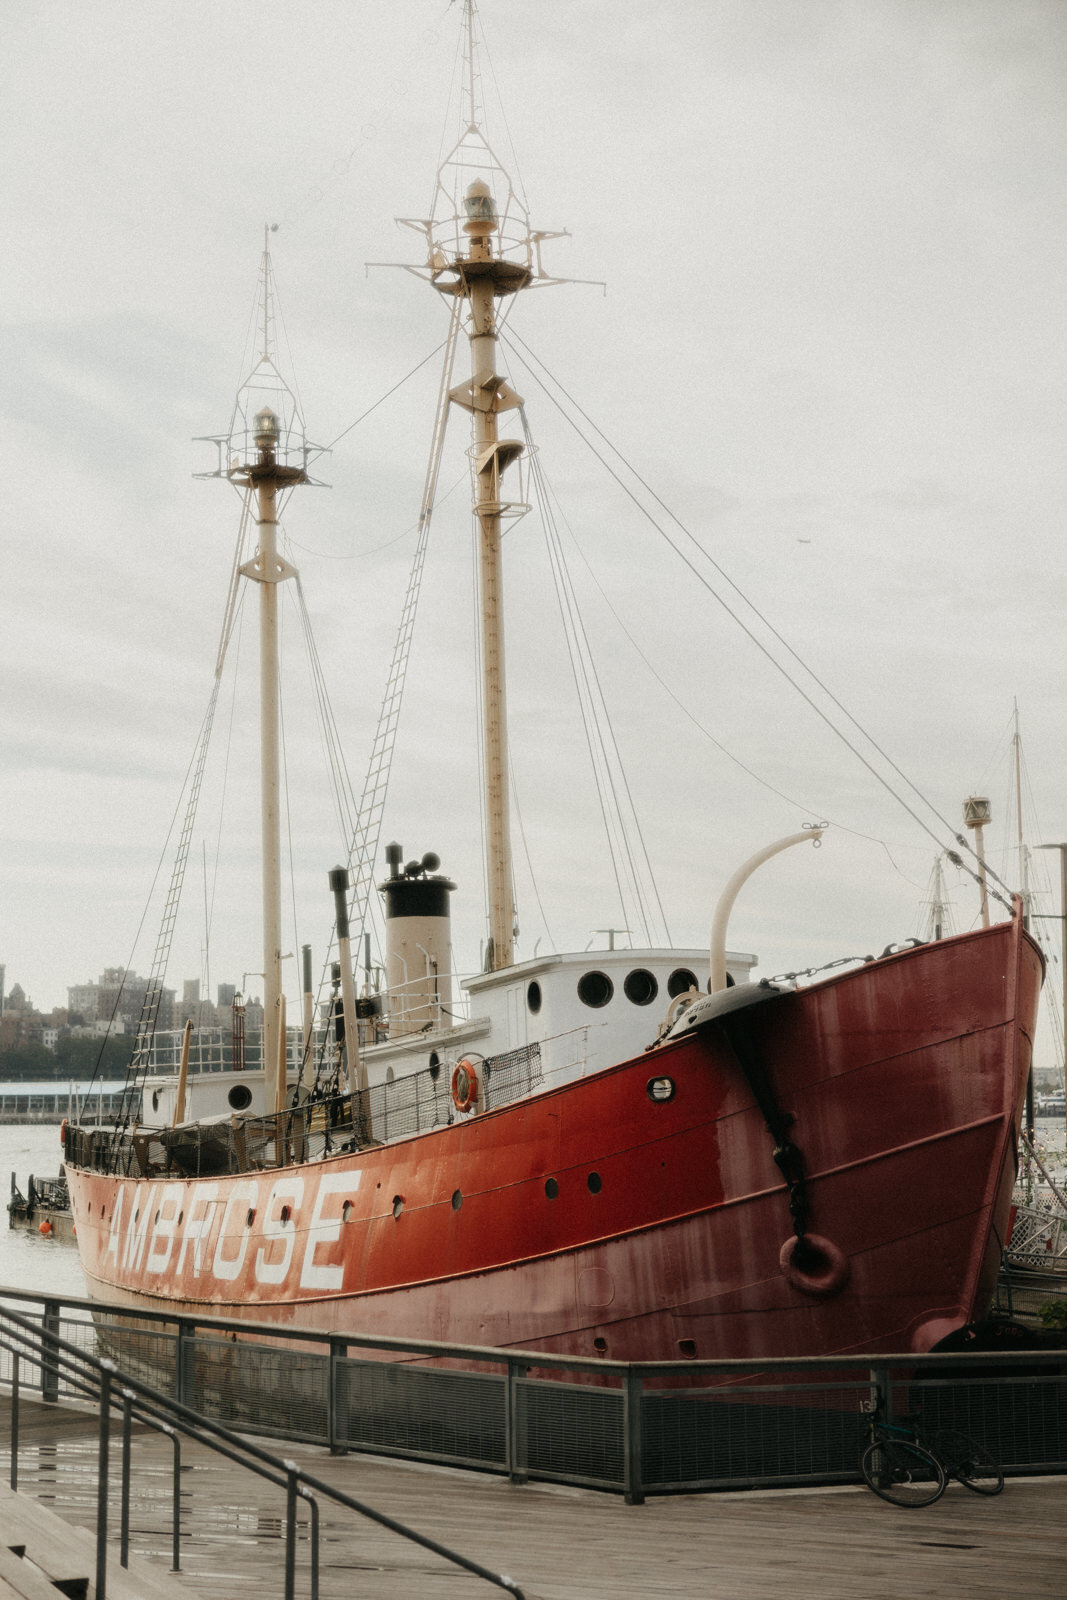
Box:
(1, 1), (1065, 1065)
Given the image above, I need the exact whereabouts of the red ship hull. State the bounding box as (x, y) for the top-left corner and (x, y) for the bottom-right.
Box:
(66, 916), (1041, 1363)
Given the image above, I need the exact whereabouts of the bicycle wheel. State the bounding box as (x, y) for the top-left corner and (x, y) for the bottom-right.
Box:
(860, 1438), (946, 1507)
(929, 1430), (1004, 1496)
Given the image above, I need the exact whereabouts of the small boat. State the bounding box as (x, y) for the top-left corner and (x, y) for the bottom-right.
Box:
(63, 2), (1043, 1367)
(8, 1171), (73, 1242)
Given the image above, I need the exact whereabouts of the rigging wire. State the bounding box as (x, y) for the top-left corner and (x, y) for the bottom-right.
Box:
(509, 751), (555, 952)
(205, 592), (248, 980)
(318, 340), (449, 455)
(521, 409), (668, 947)
(502, 327), (1013, 914)
(538, 441), (923, 889)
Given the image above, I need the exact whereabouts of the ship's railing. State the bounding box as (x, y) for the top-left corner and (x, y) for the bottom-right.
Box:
(65, 1040), (544, 1178)
(1007, 1195), (1067, 1267)
(0, 1287), (1064, 1505)
(0, 1295), (526, 1600)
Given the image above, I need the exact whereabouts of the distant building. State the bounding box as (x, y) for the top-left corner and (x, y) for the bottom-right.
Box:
(0, 984), (43, 1051)
(69, 968), (152, 1033)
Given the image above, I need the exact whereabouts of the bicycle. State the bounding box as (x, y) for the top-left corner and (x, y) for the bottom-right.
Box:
(860, 1400), (1003, 1506)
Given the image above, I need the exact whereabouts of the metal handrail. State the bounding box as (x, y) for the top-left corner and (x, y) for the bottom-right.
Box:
(0, 1304), (525, 1600)
(3, 1282), (1066, 1379)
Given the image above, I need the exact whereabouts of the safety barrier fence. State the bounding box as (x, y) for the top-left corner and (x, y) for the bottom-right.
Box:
(0, 1288), (1065, 1507)
(0, 1296), (525, 1600)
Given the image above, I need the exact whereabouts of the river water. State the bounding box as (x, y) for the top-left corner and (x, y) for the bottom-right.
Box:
(1, 1123), (86, 1300)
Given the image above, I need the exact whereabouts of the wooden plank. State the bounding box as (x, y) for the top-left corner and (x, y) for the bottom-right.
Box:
(0, 1484), (184, 1600)
(2, 1396), (1065, 1599)
(0, 1485), (88, 1598)
(0, 1542), (79, 1600)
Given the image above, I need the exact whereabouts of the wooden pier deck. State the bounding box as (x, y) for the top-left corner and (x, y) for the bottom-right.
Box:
(1, 1397), (1062, 1599)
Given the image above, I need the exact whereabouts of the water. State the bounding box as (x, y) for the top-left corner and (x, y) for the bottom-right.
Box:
(1, 1123), (86, 1301)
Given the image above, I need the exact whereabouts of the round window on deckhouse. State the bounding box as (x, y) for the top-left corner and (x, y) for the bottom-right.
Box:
(577, 971), (613, 1008)
(624, 968), (658, 1006)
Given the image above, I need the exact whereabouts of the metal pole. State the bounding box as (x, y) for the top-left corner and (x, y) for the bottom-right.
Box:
(170, 1428), (181, 1571)
(10, 1353), (18, 1490)
(41, 1300), (59, 1403)
(308, 1495), (320, 1600)
(622, 1368), (644, 1505)
(96, 1364), (114, 1600)
(284, 1463), (298, 1600)
(329, 867), (362, 1101)
(120, 1393), (132, 1568)
(301, 942), (314, 1092)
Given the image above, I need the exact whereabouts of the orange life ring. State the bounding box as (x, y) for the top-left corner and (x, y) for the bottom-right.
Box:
(451, 1058), (479, 1113)
(779, 1232), (851, 1297)
(38, 1220), (53, 1237)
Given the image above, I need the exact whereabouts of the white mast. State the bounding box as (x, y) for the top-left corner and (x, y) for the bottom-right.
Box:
(393, 0), (565, 971)
(458, 179), (526, 970)
(444, 4), (532, 971)
(206, 229), (308, 1110)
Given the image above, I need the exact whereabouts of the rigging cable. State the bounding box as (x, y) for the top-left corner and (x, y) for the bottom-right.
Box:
(310, 302), (465, 1094)
(317, 340), (449, 456)
(502, 327), (1012, 915)
(521, 407), (669, 947)
(542, 455), (920, 888)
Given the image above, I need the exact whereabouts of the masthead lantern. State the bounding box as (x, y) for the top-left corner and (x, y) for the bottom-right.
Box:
(463, 179), (497, 233)
(253, 406), (280, 452)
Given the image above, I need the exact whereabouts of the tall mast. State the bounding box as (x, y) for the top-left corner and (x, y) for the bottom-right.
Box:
(397, 0), (563, 970)
(459, 181), (526, 969)
(204, 231), (308, 1107)
(445, 4), (531, 971)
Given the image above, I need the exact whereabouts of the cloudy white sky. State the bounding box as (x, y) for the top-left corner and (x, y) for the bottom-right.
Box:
(1, 1), (1064, 1065)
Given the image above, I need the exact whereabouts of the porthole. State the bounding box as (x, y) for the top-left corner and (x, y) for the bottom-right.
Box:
(228, 1084), (253, 1112)
(100, 1206), (105, 1221)
(392, 1195), (404, 1220)
(245, 1209), (255, 1227)
(587, 1172), (602, 1195)
(544, 1178), (559, 1200)
(280, 1205), (291, 1224)
(342, 1200), (353, 1223)
(527, 980), (542, 1014)
(678, 1339), (697, 1359)
(577, 970), (613, 1009)
(177, 1211), (183, 1225)
(667, 968), (698, 998)
(646, 1076), (676, 1103)
(593, 1337), (608, 1354)
(451, 1189), (463, 1211)
(623, 968), (658, 1006)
